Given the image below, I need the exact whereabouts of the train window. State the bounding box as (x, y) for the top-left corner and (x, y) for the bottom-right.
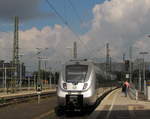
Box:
(66, 65), (88, 82)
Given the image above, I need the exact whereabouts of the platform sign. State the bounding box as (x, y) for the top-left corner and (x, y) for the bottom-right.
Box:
(36, 84), (42, 104)
(14, 72), (17, 76)
(37, 91), (41, 104)
(37, 84), (42, 92)
(147, 80), (150, 100)
(126, 74), (130, 79)
(25, 73), (32, 78)
(146, 81), (150, 86)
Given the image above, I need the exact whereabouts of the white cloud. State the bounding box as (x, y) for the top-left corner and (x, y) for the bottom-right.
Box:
(0, 32), (13, 60)
(85, 0), (150, 60)
(0, 25), (77, 70)
(1, 0), (150, 70)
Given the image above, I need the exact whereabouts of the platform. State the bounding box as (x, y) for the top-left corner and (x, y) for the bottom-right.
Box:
(0, 89), (56, 99)
(90, 88), (150, 119)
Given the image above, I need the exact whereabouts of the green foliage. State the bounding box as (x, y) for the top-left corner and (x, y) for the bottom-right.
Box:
(0, 98), (6, 104)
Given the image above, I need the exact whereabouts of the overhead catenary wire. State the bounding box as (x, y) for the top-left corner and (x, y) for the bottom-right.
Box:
(66, 0), (83, 24)
(46, 0), (69, 26)
(45, 0), (97, 58)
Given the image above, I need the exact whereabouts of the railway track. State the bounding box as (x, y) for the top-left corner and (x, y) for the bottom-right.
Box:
(0, 95), (57, 119)
(47, 88), (117, 119)
(0, 88), (117, 119)
(0, 91), (56, 107)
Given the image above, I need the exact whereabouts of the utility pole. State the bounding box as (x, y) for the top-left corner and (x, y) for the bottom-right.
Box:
(123, 53), (126, 73)
(123, 53), (126, 62)
(106, 43), (110, 79)
(13, 16), (19, 63)
(138, 59), (142, 91)
(109, 56), (112, 80)
(73, 41), (77, 59)
(4, 67), (7, 92)
(44, 60), (47, 88)
(19, 54), (23, 90)
(38, 56), (41, 88)
(139, 52), (148, 94)
(106, 43), (110, 72)
(36, 48), (48, 90)
(34, 75), (36, 89)
(19, 62), (22, 90)
(12, 16), (20, 92)
(2, 63), (5, 89)
(129, 46), (132, 83)
(49, 67), (52, 88)
(109, 56), (112, 73)
(28, 74), (30, 91)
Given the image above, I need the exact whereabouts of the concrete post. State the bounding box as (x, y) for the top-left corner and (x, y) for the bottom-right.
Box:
(20, 63), (22, 90)
(34, 75), (36, 90)
(147, 81), (150, 100)
(4, 67), (7, 92)
(139, 62), (141, 91)
(49, 73), (51, 88)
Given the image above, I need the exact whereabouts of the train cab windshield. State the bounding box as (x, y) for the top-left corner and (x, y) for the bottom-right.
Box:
(66, 65), (88, 83)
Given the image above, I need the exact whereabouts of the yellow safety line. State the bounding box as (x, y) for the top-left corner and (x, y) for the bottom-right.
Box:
(105, 89), (120, 119)
(128, 106), (136, 119)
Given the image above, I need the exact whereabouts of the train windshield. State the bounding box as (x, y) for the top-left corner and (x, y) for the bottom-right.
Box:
(66, 65), (88, 82)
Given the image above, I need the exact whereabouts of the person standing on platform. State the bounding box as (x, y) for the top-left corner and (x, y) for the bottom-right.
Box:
(123, 80), (130, 97)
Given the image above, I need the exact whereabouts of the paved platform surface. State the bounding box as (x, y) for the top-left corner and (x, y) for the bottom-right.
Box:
(90, 88), (150, 119)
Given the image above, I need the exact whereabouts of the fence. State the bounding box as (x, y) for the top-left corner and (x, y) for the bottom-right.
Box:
(129, 84), (138, 100)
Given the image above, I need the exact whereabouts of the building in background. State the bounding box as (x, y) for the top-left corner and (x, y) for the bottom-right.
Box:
(97, 62), (125, 72)
(0, 60), (26, 88)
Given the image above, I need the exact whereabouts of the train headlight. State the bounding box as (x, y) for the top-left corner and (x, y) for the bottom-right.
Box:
(83, 83), (88, 90)
(63, 83), (67, 89)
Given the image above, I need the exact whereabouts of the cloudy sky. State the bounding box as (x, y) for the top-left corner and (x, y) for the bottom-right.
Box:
(0, 0), (150, 71)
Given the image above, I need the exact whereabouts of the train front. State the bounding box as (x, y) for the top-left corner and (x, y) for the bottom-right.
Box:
(57, 61), (96, 111)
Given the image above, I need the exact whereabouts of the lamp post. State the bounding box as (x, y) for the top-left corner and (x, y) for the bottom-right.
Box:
(34, 74), (36, 90)
(40, 57), (48, 89)
(66, 47), (73, 59)
(36, 48), (48, 90)
(138, 59), (142, 91)
(139, 51), (148, 95)
(2, 63), (7, 92)
(19, 54), (24, 90)
(2, 63), (4, 90)
(129, 46), (132, 83)
(25, 66), (32, 91)
(49, 67), (52, 88)
(38, 56), (41, 89)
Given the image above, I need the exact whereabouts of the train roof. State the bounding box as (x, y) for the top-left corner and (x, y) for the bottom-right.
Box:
(64, 59), (94, 65)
